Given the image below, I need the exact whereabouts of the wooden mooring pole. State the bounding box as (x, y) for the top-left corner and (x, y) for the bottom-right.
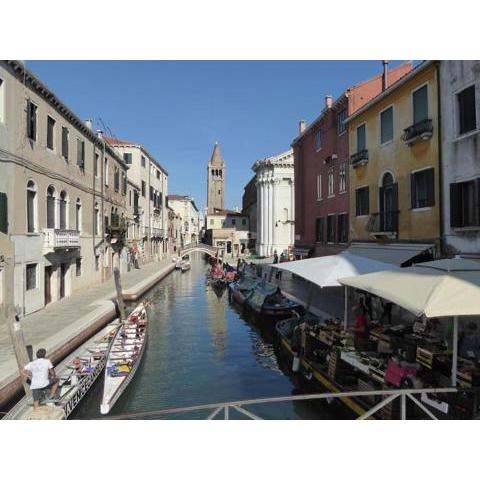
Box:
(113, 267), (126, 321)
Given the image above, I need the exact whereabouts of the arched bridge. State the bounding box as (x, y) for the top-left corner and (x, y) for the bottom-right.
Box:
(180, 242), (218, 257)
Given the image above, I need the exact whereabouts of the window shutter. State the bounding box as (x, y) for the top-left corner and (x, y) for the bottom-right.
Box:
(392, 183), (399, 231)
(410, 173), (417, 209)
(356, 190), (360, 216)
(450, 183), (462, 228)
(0, 192), (8, 234)
(26, 101), (32, 139)
(379, 186), (384, 214)
(475, 178), (480, 226)
(426, 168), (435, 207)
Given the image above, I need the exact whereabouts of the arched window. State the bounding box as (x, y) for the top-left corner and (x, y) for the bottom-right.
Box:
(382, 172), (394, 187)
(219, 169), (222, 178)
(94, 202), (99, 236)
(59, 190), (68, 229)
(46, 186), (56, 229)
(215, 169), (219, 176)
(27, 180), (37, 233)
(75, 198), (82, 232)
(211, 169), (215, 176)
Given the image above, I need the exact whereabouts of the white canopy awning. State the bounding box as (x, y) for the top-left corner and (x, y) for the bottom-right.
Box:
(273, 251), (399, 288)
(347, 242), (435, 266)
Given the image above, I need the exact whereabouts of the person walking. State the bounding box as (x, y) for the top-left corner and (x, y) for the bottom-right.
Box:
(22, 348), (59, 410)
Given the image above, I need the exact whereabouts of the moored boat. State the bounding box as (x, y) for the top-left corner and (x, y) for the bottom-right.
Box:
(181, 261), (191, 272)
(100, 304), (148, 415)
(228, 276), (261, 306)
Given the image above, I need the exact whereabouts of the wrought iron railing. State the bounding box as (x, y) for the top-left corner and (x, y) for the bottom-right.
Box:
(350, 149), (369, 167)
(402, 118), (433, 145)
(366, 210), (399, 234)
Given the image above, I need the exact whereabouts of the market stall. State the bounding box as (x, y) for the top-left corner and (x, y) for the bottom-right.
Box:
(339, 257), (480, 387)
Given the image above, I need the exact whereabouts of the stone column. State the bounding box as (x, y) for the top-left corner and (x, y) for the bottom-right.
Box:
(256, 180), (261, 255)
(290, 179), (295, 246)
(271, 178), (277, 254)
(260, 178), (266, 257)
(266, 179), (271, 256)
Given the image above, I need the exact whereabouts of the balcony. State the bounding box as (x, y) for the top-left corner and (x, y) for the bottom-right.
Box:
(133, 205), (143, 217)
(366, 210), (399, 239)
(143, 226), (165, 238)
(402, 119), (433, 146)
(350, 149), (369, 168)
(43, 228), (80, 254)
(106, 214), (127, 240)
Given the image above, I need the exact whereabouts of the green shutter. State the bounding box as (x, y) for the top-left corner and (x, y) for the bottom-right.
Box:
(0, 192), (8, 234)
(426, 168), (435, 207)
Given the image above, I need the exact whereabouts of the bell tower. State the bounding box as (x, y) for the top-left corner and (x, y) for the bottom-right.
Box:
(207, 142), (225, 213)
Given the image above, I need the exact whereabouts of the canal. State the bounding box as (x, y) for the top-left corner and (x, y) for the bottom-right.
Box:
(72, 254), (336, 419)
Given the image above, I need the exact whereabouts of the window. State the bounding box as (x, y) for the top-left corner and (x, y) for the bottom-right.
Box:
(337, 109), (347, 135)
(114, 167), (119, 192)
(0, 77), (4, 123)
(104, 158), (109, 186)
(156, 170), (160, 179)
(315, 130), (322, 151)
(26, 264), (37, 291)
(76, 258), (82, 277)
(357, 124), (366, 152)
(380, 106), (393, 144)
(123, 153), (132, 164)
(141, 156), (146, 168)
(339, 161), (347, 193)
(141, 181), (146, 197)
(338, 214), (348, 243)
(327, 215), (336, 243)
(62, 127), (69, 160)
(0, 192), (7, 234)
(413, 85), (428, 124)
(316, 174), (322, 200)
(150, 186), (153, 201)
(121, 172), (127, 195)
(328, 168), (335, 197)
(210, 218), (214, 226)
(75, 198), (82, 231)
(129, 190), (132, 206)
(47, 116), (55, 150)
(94, 153), (99, 177)
(94, 203), (99, 235)
(242, 218), (246, 225)
(77, 139), (85, 169)
(95, 255), (100, 271)
(232, 219), (236, 226)
(315, 217), (324, 242)
(27, 100), (37, 141)
(411, 168), (435, 209)
(46, 186), (56, 228)
(356, 186), (369, 216)
(27, 181), (36, 233)
(457, 85), (477, 135)
(450, 179), (480, 228)
(59, 191), (67, 229)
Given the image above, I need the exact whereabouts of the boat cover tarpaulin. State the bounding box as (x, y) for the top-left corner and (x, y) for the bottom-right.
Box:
(248, 281), (279, 310)
(237, 276), (261, 292)
(339, 258), (480, 318)
(273, 251), (399, 288)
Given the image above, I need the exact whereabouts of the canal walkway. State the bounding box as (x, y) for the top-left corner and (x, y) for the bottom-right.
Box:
(0, 258), (174, 409)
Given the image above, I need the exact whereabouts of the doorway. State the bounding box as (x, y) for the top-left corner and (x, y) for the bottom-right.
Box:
(379, 172), (398, 232)
(60, 263), (67, 299)
(44, 266), (53, 305)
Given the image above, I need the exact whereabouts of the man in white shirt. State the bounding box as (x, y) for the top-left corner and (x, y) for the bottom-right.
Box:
(22, 348), (59, 409)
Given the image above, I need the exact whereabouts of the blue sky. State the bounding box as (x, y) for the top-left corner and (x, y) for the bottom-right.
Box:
(28, 60), (412, 211)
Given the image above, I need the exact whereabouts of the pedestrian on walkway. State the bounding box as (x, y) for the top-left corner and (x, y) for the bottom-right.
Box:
(22, 348), (59, 410)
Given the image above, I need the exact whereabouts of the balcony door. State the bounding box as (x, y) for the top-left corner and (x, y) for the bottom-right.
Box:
(379, 172), (398, 232)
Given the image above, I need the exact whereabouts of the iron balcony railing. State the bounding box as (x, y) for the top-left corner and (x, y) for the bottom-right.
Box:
(366, 210), (399, 234)
(43, 228), (80, 253)
(350, 149), (369, 167)
(402, 118), (433, 145)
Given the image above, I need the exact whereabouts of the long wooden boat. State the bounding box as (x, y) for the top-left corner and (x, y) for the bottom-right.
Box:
(245, 280), (303, 321)
(4, 322), (120, 420)
(228, 276), (261, 306)
(100, 304), (148, 415)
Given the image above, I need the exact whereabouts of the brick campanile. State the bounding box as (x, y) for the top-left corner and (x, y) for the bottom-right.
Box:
(207, 142), (225, 214)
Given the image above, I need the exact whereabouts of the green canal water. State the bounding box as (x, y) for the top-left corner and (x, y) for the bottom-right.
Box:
(72, 253), (337, 419)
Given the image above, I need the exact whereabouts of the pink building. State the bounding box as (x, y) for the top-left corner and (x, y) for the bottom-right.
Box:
(292, 62), (412, 258)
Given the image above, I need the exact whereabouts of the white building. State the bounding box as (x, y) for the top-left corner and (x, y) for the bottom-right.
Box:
(440, 61), (480, 258)
(253, 149), (295, 257)
(167, 195), (200, 246)
(106, 137), (169, 262)
(205, 209), (249, 257)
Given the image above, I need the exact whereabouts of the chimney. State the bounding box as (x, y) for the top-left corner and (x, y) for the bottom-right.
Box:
(299, 120), (306, 134)
(96, 129), (103, 140)
(85, 119), (93, 130)
(325, 95), (333, 109)
(382, 60), (389, 91)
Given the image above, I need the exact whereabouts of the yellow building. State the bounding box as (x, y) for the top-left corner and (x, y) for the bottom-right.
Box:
(347, 61), (441, 255)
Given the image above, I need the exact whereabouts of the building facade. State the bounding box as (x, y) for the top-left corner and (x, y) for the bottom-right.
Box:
(347, 61), (441, 256)
(253, 149), (295, 257)
(168, 195), (200, 246)
(0, 60), (128, 315)
(293, 61), (413, 259)
(207, 142), (225, 214)
(440, 60), (480, 257)
(241, 176), (257, 252)
(105, 137), (169, 262)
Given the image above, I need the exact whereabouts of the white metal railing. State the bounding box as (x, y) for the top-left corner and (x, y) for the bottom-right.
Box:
(43, 228), (80, 252)
(106, 387), (461, 420)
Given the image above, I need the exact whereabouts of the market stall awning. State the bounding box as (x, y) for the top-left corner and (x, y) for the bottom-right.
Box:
(273, 251), (399, 288)
(347, 242), (435, 267)
(338, 257), (480, 318)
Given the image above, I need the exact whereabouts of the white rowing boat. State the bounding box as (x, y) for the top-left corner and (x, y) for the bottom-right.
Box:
(181, 261), (191, 272)
(100, 304), (148, 415)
